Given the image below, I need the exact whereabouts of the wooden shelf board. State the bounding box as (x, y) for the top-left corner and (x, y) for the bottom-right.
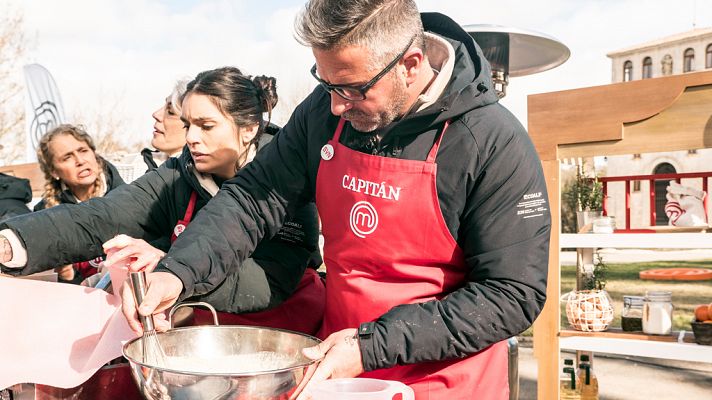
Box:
(559, 330), (712, 363)
(560, 328), (695, 343)
(560, 233), (712, 249)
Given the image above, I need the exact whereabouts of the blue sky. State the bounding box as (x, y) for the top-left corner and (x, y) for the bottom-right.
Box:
(7, 0), (712, 157)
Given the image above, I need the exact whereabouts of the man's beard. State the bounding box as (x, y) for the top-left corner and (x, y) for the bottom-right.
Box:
(343, 75), (409, 132)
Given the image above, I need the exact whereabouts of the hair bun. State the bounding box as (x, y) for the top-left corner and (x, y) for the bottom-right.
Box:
(252, 75), (278, 111)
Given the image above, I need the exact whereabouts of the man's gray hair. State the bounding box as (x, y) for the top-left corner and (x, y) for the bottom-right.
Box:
(295, 0), (425, 69)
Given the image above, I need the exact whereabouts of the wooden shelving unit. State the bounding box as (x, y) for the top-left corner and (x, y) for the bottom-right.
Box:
(559, 233), (712, 363)
(527, 69), (712, 399)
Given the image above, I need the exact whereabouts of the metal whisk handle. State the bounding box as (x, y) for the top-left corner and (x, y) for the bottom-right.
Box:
(129, 271), (156, 333)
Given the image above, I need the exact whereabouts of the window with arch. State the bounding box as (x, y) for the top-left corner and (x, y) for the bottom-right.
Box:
(653, 162), (677, 225)
(642, 57), (652, 79)
(683, 48), (695, 72)
(706, 43), (712, 69)
(623, 60), (633, 81)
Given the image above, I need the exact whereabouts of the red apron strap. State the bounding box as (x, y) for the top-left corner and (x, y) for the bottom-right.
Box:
(425, 120), (451, 164)
(183, 191), (198, 222)
(332, 118), (347, 142)
(171, 191), (199, 243)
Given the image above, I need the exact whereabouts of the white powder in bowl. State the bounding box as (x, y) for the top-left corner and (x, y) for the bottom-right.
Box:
(162, 351), (297, 374)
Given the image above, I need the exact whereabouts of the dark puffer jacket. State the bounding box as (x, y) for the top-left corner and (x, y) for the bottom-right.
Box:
(0, 173), (32, 223)
(1, 129), (321, 312)
(156, 12), (551, 371)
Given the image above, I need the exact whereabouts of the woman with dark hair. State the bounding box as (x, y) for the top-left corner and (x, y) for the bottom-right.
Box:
(33, 124), (125, 283)
(0, 67), (325, 334)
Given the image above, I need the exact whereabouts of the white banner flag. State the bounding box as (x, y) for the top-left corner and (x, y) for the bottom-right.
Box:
(23, 64), (66, 162)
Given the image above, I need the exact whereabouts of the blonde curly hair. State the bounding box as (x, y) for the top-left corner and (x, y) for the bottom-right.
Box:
(37, 124), (106, 208)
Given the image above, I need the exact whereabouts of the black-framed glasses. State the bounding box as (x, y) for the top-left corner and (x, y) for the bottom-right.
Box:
(310, 36), (416, 101)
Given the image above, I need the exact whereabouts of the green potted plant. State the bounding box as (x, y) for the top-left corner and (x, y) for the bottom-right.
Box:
(565, 251), (614, 332)
(565, 166), (604, 232)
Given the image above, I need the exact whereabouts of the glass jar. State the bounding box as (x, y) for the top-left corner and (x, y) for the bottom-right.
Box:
(642, 291), (673, 335)
(621, 295), (644, 332)
(592, 216), (615, 234)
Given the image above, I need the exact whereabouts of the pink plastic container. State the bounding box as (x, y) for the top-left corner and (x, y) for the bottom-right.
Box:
(308, 378), (415, 400)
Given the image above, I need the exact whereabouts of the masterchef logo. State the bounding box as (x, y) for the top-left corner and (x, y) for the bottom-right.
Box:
(349, 201), (378, 238)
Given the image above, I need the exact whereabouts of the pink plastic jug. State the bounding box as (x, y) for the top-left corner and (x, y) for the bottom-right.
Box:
(307, 378), (415, 400)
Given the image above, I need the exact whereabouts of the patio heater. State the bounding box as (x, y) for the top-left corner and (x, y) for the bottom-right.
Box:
(463, 24), (570, 98)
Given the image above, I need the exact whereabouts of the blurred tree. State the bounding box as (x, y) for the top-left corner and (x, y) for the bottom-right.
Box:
(271, 81), (316, 127)
(70, 92), (142, 157)
(561, 177), (578, 234)
(0, 11), (27, 165)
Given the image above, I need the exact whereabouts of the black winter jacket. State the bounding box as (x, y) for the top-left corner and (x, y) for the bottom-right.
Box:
(157, 12), (551, 371)
(33, 158), (125, 211)
(0, 173), (32, 223)
(1, 131), (321, 312)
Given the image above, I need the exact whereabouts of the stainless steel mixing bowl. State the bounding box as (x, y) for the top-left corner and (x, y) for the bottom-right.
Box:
(122, 303), (320, 400)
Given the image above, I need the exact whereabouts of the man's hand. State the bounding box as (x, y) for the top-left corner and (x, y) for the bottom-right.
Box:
(296, 328), (364, 399)
(121, 271), (182, 335)
(103, 234), (165, 272)
(1, 235), (11, 264)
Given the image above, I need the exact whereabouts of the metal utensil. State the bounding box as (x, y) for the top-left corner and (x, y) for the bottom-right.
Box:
(128, 271), (166, 367)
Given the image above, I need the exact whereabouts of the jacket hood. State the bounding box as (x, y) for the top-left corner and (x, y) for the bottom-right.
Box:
(422, 12), (498, 115)
(0, 173), (32, 203)
(103, 158), (126, 190)
(367, 12), (498, 138)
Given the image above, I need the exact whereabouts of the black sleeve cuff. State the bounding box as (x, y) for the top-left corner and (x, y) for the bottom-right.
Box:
(357, 321), (384, 372)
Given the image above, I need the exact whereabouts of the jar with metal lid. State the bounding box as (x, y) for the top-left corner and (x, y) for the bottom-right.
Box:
(621, 295), (644, 332)
(642, 291), (673, 335)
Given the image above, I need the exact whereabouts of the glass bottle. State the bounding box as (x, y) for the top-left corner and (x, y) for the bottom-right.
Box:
(577, 355), (599, 400)
(560, 359), (581, 400)
(621, 295), (644, 332)
(642, 291), (674, 335)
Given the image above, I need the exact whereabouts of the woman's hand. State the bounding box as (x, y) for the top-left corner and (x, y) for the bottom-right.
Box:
(103, 234), (165, 272)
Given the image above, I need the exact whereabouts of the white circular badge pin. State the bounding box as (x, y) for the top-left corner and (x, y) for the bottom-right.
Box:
(174, 223), (186, 237)
(321, 144), (335, 160)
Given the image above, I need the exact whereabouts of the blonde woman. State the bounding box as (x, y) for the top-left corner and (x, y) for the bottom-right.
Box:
(34, 124), (125, 283)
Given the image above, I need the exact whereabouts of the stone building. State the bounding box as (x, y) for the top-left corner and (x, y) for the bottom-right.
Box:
(603, 28), (712, 228)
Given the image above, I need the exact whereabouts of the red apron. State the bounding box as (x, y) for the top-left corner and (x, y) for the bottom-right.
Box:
(315, 118), (509, 400)
(173, 190), (325, 335)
